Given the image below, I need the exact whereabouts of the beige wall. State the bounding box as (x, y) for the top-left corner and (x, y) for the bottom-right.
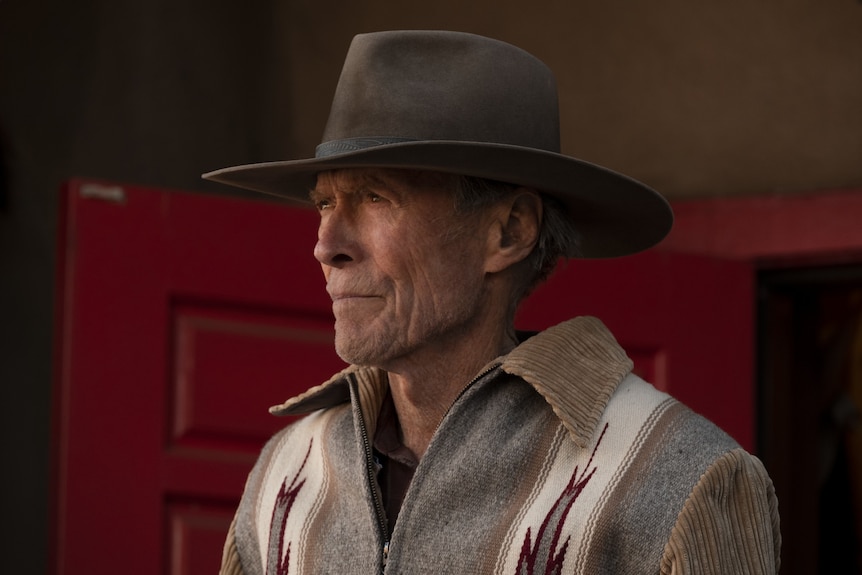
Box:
(277, 0), (862, 199)
(1, 0), (860, 569)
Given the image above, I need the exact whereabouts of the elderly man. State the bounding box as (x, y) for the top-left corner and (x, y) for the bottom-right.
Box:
(205, 30), (780, 574)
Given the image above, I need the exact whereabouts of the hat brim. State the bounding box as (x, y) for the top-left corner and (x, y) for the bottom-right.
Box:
(202, 140), (672, 259)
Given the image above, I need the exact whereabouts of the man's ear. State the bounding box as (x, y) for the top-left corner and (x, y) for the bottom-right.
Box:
(484, 189), (542, 274)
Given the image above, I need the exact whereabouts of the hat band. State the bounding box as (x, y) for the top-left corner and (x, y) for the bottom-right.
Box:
(315, 137), (415, 158)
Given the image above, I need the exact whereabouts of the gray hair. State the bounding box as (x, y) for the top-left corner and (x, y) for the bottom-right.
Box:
(452, 176), (581, 301)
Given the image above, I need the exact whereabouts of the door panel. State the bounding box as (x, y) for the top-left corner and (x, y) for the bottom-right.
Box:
(167, 502), (237, 575)
(53, 180), (754, 574)
(170, 303), (338, 449)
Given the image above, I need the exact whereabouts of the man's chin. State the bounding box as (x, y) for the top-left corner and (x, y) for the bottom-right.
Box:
(334, 329), (384, 367)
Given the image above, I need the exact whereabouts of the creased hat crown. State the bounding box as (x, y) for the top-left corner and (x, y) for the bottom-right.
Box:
(318, 30), (561, 156)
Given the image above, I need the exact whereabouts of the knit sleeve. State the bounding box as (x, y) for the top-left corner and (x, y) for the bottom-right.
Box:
(219, 514), (246, 575)
(660, 448), (781, 575)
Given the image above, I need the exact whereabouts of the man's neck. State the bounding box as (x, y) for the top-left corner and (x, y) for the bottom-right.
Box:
(384, 325), (517, 460)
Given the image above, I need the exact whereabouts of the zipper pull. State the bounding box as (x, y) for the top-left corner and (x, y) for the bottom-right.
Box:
(382, 540), (390, 572)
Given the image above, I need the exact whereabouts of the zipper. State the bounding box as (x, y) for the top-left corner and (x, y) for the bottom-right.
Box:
(350, 363), (500, 573)
(349, 374), (390, 573)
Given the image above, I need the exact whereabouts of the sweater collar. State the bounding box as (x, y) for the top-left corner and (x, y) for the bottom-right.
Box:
(269, 316), (632, 449)
(499, 316), (633, 448)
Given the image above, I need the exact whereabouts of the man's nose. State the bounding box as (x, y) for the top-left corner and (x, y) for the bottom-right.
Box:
(313, 208), (357, 267)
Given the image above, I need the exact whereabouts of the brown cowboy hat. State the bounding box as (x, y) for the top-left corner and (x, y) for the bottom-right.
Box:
(203, 30), (672, 258)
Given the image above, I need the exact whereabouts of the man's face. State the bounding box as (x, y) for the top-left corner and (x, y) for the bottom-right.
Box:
(312, 168), (491, 368)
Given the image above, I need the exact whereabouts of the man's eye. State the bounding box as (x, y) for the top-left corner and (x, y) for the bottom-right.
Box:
(367, 192), (383, 203)
(314, 198), (333, 211)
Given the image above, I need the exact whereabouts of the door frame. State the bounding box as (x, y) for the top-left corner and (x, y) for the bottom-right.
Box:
(658, 187), (862, 266)
(659, 186), (862, 574)
(657, 186), (862, 449)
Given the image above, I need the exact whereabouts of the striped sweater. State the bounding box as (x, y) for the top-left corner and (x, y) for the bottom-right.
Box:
(220, 316), (781, 574)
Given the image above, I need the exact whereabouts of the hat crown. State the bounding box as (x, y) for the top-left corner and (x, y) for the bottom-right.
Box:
(318, 31), (561, 157)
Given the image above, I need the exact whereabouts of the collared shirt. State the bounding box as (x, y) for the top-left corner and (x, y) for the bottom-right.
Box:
(373, 389), (418, 536)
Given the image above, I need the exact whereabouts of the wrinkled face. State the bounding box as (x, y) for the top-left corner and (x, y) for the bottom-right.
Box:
(311, 168), (491, 368)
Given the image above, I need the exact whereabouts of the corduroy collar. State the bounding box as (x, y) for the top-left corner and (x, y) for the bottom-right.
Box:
(269, 316), (633, 449)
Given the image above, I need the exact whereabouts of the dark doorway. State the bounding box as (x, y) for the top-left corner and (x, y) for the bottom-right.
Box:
(759, 264), (862, 574)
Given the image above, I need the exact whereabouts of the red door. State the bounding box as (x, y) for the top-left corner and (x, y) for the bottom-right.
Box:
(52, 180), (345, 575)
(52, 180), (753, 574)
